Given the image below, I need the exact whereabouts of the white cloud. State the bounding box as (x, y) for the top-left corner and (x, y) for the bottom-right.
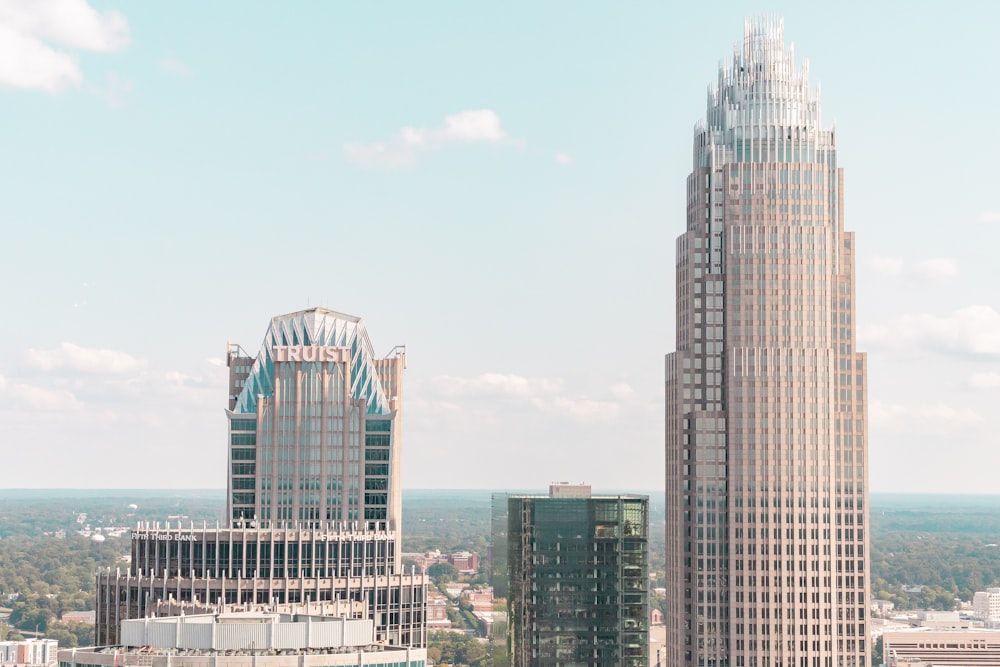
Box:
(869, 256), (904, 277)
(979, 212), (1000, 224)
(433, 372), (562, 399)
(345, 109), (509, 168)
(159, 57), (191, 78)
(424, 372), (624, 424)
(970, 371), (1000, 390)
(0, 0), (129, 92)
(913, 257), (958, 279)
(867, 255), (957, 279)
(24, 342), (146, 375)
(0, 377), (84, 412)
(438, 109), (505, 143)
(610, 382), (635, 400)
(861, 305), (1000, 358)
(868, 400), (908, 423)
(547, 395), (620, 423)
(554, 151), (573, 165)
(14, 382), (84, 411)
(165, 371), (204, 387)
(870, 399), (984, 430)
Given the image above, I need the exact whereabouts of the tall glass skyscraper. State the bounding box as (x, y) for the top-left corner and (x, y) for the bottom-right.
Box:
(225, 308), (404, 539)
(500, 485), (649, 667)
(665, 18), (869, 667)
(97, 308), (426, 648)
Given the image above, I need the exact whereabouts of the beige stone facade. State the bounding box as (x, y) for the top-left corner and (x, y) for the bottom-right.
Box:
(665, 18), (869, 667)
(883, 630), (1000, 667)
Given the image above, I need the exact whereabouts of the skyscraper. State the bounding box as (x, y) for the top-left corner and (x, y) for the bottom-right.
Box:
(664, 18), (869, 667)
(97, 308), (426, 648)
(225, 308), (404, 540)
(502, 484), (649, 667)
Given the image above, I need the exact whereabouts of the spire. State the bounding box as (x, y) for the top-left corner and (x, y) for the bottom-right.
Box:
(705, 15), (822, 135)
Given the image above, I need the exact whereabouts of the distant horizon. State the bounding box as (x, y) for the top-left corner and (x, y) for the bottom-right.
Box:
(2, 487), (1000, 498)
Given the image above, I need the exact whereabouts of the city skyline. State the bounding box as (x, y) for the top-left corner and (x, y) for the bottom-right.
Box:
(1, 2), (999, 493)
(664, 18), (868, 667)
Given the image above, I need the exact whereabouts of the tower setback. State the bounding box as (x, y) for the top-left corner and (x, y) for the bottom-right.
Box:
(664, 18), (870, 667)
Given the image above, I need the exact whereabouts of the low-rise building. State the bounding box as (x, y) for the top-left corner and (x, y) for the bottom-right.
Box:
(913, 612), (970, 630)
(461, 587), (493, 613)
(427, 593), (452, 629)
(448, 552), (479, 574)
(872, 600), (896, 617)
(59, 611), (95, 625)
(975, 589), (1000, 627)
(884, 629), (1000, 667)
(58, 607), (426, 667)
(0, 638), (58, 666)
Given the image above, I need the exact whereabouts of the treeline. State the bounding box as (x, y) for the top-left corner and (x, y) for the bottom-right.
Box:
(0, 535), (126, 644)
(5, 491), (1000, 647)
(403, 491), (493, 555)
(867, 498), (1000, 608)
(427, 631), (494, 667)
(0, 491), (224, 539)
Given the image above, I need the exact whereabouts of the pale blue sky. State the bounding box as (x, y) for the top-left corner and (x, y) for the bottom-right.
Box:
(1, 1), (998, 492)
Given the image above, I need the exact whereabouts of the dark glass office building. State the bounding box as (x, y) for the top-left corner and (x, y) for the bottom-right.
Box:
(504, 485), (649, 667)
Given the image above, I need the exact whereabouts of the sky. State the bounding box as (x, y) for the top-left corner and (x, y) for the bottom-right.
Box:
(1, 1), (998, 493)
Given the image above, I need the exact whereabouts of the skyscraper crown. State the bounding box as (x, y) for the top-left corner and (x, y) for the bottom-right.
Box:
(233, 307), (391, 415)
(703, 16), (824, 137)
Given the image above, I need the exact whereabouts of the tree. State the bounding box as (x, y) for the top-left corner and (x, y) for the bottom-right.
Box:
(1, 622), (25, 641)
(429, 562), (459, 583)
(430, 631), (490, 667)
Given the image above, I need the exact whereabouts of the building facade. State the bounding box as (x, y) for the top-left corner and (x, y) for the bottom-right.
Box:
(96, 309), (426, 649)
(664, 18), (870, 667)
(505, 485), (649, 667)
(974, 588), (1000, 626)
(882, 630), (1000, 667)
(449, 551), (480, 573)
(225, 309), (404, 534)
(0, 639), (58, 666)
(63, 608), (426, 667)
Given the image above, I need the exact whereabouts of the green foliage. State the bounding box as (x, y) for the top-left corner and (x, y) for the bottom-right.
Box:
(403, 491), (493, 554)
(46, 621), (94, 647)
(869, 495), (1000, 604)
(6, 488), (1000, 650)
(0, 490), (220, 640)
(0, 535), (126, 600)
(429, 631), (488, 667)
(429, 562), (459, 582)
(1, 622), (25, 641)
(0, 490), (224, 539)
